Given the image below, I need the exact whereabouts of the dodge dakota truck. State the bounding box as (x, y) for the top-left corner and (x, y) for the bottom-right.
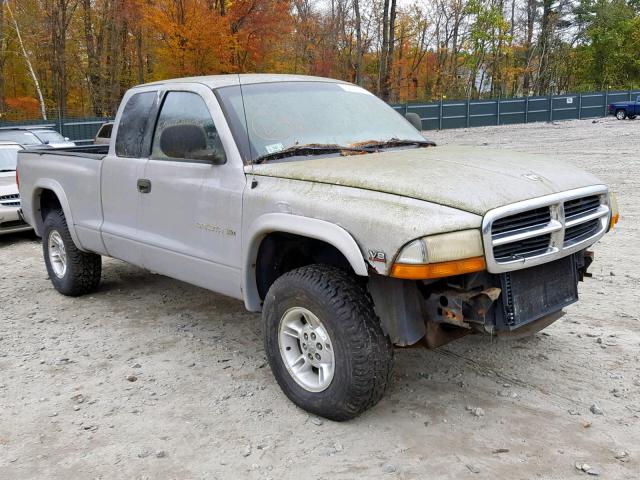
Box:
(17, 75), (619, 421)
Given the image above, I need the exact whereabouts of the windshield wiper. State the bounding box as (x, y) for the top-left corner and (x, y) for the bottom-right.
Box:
(356, 138), (436, 149)
(254, 144), (371, 164)
(0, 169), (16, 172)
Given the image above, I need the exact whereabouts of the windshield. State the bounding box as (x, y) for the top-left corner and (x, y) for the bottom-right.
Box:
(33, 130), (68, 144)
(0, 130), (42, 146)
(216, 81), (426, 163)
(0, 145), (23, 171)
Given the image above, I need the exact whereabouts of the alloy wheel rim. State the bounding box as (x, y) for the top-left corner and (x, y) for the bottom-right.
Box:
(278, 307), (335, 392)
(48, 230), (67, 278)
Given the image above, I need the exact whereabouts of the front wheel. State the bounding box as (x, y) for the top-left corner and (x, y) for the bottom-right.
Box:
(615, 109), (627, 120)
(42, 209), (102, 296)
(263, 265), (394, 421)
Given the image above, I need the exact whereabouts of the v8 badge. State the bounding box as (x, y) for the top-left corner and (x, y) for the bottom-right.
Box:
(368, 250), (387, 263)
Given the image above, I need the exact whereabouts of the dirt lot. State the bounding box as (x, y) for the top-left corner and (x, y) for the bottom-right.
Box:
(1, 117), (638, 479)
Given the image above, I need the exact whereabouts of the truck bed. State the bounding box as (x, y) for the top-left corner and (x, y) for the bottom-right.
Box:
(18, 145), (107, 254)
(22, 144), (109, 160)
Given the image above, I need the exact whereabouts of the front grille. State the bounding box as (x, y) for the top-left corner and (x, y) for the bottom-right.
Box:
(482, 186), (610, 273)
(0, 193), (20, 207)
(492, 206), (551, 235)
(494, 233), (551, 260)
(565, 218), (600, 243)
(564, 195), (600, 218)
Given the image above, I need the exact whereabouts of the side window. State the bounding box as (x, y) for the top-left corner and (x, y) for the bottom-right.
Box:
(98, 123), (113, 139)
(151, 91), (226, 163)
(115, 92), (156, 157)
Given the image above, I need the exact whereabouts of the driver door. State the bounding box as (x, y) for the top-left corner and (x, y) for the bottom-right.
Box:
(137, 85), (246, 300)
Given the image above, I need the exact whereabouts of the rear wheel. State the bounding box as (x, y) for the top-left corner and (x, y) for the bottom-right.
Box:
(615, 109), (627, 120)
(263, 265), (393, 421)
(42, 209), (102, 296)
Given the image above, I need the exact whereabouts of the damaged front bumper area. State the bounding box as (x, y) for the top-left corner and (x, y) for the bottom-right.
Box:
(368, 250), (594, 348)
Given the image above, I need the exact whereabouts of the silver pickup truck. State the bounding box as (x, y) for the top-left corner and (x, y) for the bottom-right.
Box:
(18, 75), (619, 420)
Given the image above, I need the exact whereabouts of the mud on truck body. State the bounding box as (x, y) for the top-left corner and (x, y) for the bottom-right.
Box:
(17, 75), (619, 420)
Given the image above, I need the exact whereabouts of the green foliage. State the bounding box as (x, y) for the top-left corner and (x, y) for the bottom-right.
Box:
(578, 0), (640, 88)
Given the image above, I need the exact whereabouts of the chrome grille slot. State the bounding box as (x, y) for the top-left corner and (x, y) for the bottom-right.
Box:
(0, 193), (20, 207)
(494, 233), (552, 260)
(564, 195), (600, 218)
(564, 218), (600, 244)
(482, 185), (610, 274)
(492, 206), (551, 235)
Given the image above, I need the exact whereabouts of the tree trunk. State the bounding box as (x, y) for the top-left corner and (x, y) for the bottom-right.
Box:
(379, 0), (396, 101)
(136, 30), (145, 84)
(81, 0), (103, 115)
(6, 1), (47, 119)
(49, 0), (75, 117)
(353, 0), (362, 85)
(378, 0), (389, 96)
(522, 0), (535, 95)
(536, 0), (554, 95)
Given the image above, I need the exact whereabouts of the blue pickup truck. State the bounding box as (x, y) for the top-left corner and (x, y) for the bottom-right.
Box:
(608, 96), (640, 120)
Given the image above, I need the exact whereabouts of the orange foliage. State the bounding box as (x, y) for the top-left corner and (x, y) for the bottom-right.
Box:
(141, 0), (293, 79)
(229, 0), (293, 71)
(3, 97), (41, 118)
(143, 0), (235, 78)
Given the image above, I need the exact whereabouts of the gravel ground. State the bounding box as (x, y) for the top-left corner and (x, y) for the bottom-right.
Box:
(1, 117), (638, 479)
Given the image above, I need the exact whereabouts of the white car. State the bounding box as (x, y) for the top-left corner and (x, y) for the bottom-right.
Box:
(0, 141), (31, 234)
(0, 127), (76, 149)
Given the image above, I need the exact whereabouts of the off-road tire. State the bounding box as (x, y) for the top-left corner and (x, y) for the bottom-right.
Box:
(615, 109), (627, 120)
(263, 264), (394, 421)
(42, 209), (101, 296)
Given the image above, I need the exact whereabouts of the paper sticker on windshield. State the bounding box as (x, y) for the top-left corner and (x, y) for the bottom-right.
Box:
(265, 143), (284, 154)
(338, 84), (373, 95)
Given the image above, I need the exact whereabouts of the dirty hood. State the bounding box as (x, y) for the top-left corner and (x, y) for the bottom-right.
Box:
(249, 146), (604, 215)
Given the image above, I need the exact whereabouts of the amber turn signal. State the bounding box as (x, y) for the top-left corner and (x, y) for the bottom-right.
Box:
(608, 192), (619, 230)
(390, 256), (486, 280)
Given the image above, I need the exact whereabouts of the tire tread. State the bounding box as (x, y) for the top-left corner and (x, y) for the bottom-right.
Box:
(43, 209), (101, 296)
(265, 264), (393, 420)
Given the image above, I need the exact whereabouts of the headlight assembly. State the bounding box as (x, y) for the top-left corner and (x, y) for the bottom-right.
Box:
(390, 230), (485, 279)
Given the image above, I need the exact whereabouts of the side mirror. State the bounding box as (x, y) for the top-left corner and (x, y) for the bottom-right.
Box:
(159, 124), (225, 164)
(405, 112), (422, 131)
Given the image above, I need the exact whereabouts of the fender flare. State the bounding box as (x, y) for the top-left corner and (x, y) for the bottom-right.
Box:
(242, 213), (369, 311)
(30, 179), (83, 249)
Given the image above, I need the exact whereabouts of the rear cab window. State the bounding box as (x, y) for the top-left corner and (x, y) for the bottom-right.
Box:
(115, 92), (157, 157)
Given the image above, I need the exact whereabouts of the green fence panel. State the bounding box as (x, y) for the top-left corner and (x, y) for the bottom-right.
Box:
(392, 89), (640, 130)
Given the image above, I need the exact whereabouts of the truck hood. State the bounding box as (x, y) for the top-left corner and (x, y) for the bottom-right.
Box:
(0, 171), (18, 196)
(249, 146), (604, 215)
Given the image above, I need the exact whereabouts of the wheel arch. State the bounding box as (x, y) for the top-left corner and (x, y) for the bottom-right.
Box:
(30, 180), (82, 248)
(242, 213), (369, 311)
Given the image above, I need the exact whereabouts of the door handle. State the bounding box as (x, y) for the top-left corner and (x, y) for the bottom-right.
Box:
(137, 178), (152, 193)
